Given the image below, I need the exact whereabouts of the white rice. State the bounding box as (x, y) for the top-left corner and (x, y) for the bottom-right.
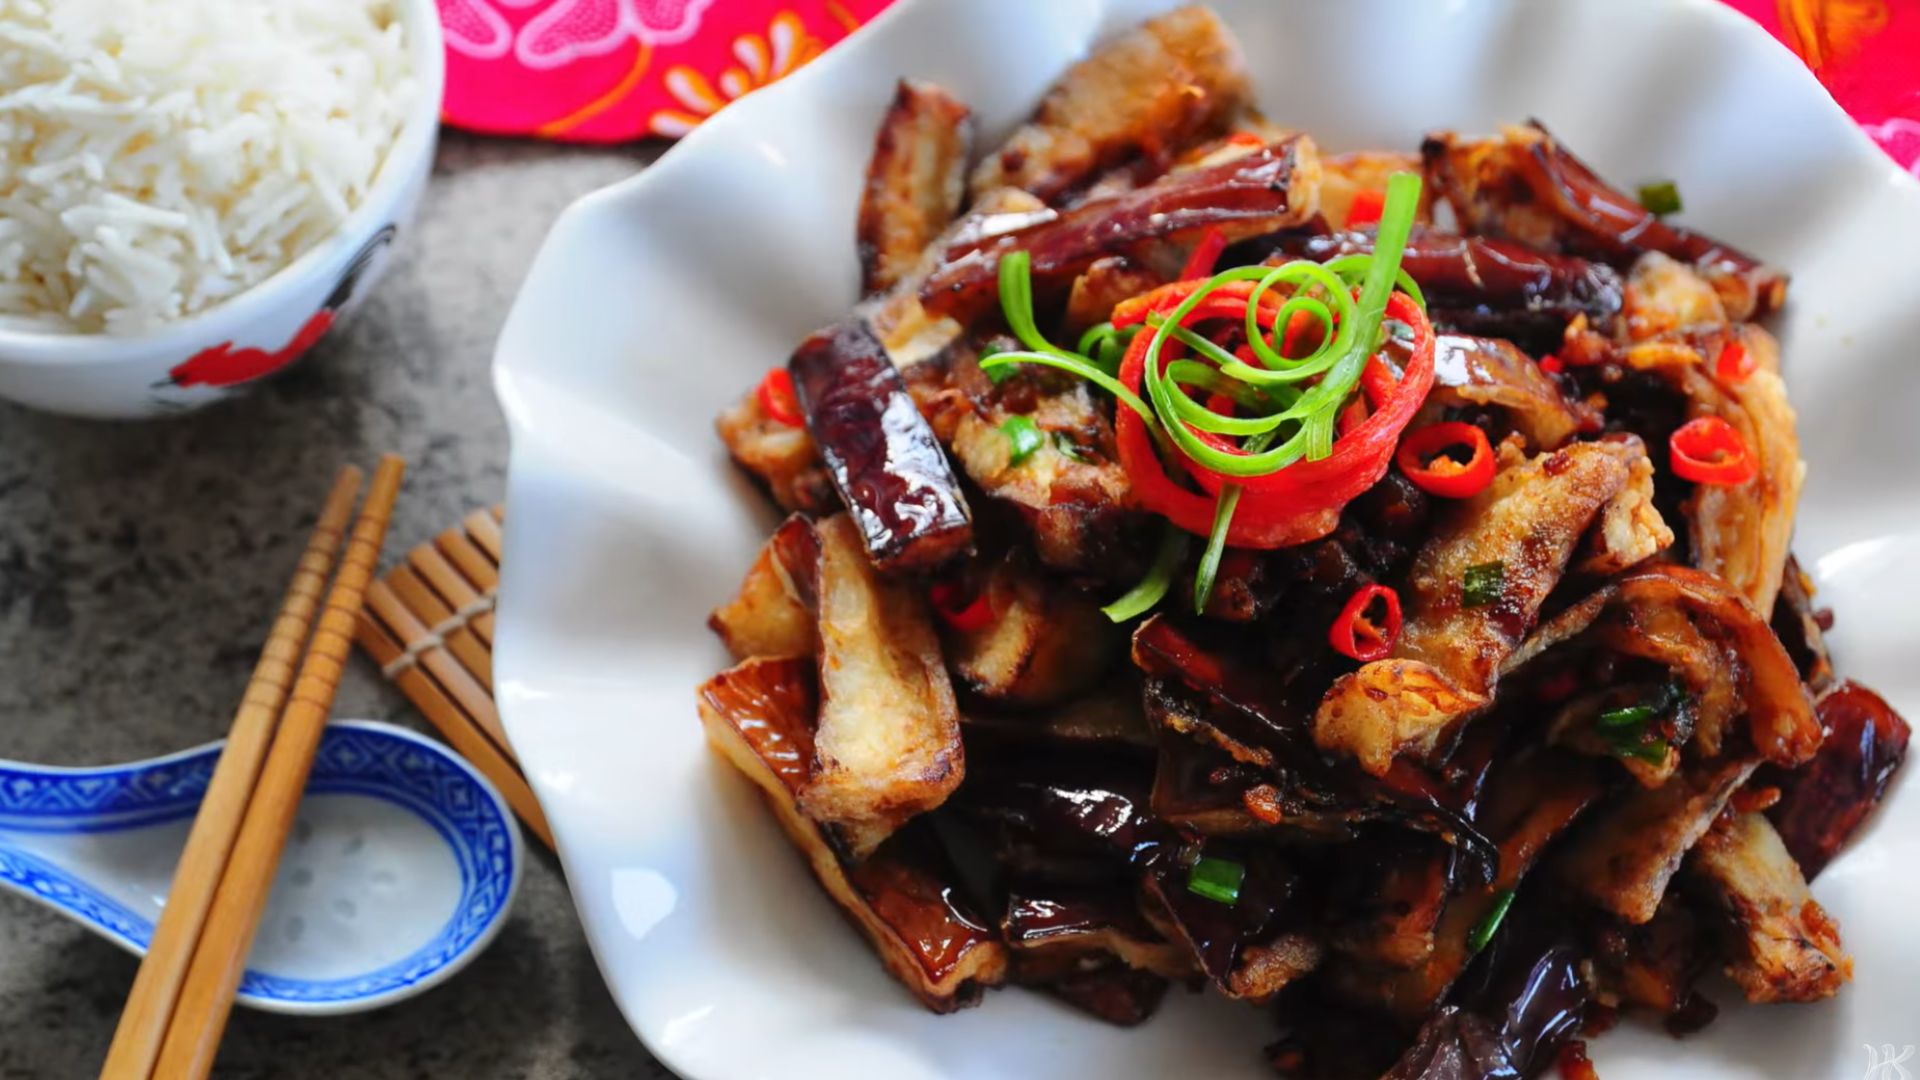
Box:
(0, 0), (413, 336)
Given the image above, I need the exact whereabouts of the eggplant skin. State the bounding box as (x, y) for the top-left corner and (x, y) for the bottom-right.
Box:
(789, 321), (973, 574)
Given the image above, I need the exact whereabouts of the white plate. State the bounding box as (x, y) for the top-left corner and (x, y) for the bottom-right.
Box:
(490, 1), (1920, 1076)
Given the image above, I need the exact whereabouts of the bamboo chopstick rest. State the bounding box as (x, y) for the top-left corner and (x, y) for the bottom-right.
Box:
(98, 466), (365, 1080)
(353, 505), (554, 849)
(149, 455), (407, 1080)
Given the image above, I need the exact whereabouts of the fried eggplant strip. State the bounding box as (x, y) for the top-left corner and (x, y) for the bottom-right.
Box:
(1687, 810), (1851, 1003)
(924, 136), (1321, 324)
(1315, 440), (1642, 776)
(1422, 121), (1787, 319)
(697, 657), (1006, 1010)
(788, 514), (966, 858)
(969, 4), (1250, 203)
(858, 80), (974, 295)
(789, 320), (973, 572)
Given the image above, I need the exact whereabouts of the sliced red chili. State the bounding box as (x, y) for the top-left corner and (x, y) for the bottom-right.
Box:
(1669, 416), (1757, 485)
(1715, 339), (1754, 383)
(929, 582), (994, 632)
(756, 367), (804, 427)
(1396, 421), (1496, 498)
(1179, 227), (1230, 282)
(1346, 188), (1387, 228)
(1330, 583), (1401, 662)
(1538, 355), (1565, 375)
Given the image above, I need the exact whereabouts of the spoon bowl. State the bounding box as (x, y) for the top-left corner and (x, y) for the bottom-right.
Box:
(0, 720), (522, 1015)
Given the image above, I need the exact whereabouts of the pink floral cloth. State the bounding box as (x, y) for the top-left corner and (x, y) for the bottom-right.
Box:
(437, 0), (1919, 175)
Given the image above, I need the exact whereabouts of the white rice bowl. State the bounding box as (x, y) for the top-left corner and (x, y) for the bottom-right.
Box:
(0, 0), (414, 335)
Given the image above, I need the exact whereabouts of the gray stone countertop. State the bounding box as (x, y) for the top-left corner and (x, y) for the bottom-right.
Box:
(0, 134), (672, 1079)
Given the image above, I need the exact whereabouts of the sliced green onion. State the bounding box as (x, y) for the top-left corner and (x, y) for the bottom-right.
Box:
(1461, 560), (1505, 609)
(1638, 180), (1682, 216)
(1468, 889), (1516, 953)
(1001, 415), (1044, 466)
(998, 251), (1079, 361)
(1193, 486), (1241, 615)
(1076, 322), (1136, 375)
(1609, 736), (1672, 765)
(979, 343), (1014, 384)
(1102, 525), (1184, 623)
(979, 350), (1154, 426)
(1596, 704), (1657, 730)
(1186, 855), (1246, 905)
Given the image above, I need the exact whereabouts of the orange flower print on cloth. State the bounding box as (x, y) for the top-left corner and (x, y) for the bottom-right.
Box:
(438, 0), (888, 142)
(647, 12), (824, 137)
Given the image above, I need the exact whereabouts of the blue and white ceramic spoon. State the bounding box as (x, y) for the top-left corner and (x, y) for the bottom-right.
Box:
(0, 720), (522, 1015)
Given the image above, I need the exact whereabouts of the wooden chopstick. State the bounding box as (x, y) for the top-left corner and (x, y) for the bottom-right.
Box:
(149, 456), (406, 1080)
(99, 467), (365, 1080)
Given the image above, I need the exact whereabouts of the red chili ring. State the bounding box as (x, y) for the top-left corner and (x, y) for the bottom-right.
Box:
(1345, 188), (1387, 228)
(1330, 583), (1402, 662)
(1396, 421), (1496, 498)
(756, 368), (804, 427)
(1669, 416), (1757, 486)
(1715, 339), (1755, 383)
(929, 582), (994, 632)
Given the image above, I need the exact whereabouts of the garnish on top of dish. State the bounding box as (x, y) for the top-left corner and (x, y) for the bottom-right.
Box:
(696, 6), (1908, 1077)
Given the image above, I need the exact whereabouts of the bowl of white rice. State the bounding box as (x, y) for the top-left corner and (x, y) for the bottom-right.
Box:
(0, 0), (442, 418)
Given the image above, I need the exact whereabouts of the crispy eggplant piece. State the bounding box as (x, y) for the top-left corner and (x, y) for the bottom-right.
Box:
(954, 745), (1170, 879)
(1336, 749), (1605, 1021)
(708, 516), (815, 660)
(1318, 151), (1433, 229)
(945, 376), (1138, 576)
(1065, 254), (1166, 333)
(1142, 846), (1323, 1002)
(1427, 334), (1600, 451)
(858, 80), (973, 295)
(714, 386), (837, 514)
(1588, 893), (1710, 1015)
(1555, 754), (1757, 925)
(1577, 438), (1674, 576)
(1422, 121), (1787, 319)
(1280, 229), (1623, 353)
(1688, 810), (1851, 1003)
(1770, 556), (1835, 693)
(1042, 966), (1171, 1026)
(697, 657), (1007, 1010)
(962, 675), (1156, 752)
(787, 514), (965, 857)
(1134, 618), (1496, 864)
(1003, 888), (1195, 981)
(968, 5), (1249, 202)
(1382, 913), (1590, 1080)
(789, 321), (973, 573)
(1615, 269), (1802, 614)
(1506, 564), (1821, 768)
(925, 137), (1321, 324)
(1315, 441), (1639, 776)
(1325, 835), (1451, 970)
(942, 555), (1122, 705)
(1144, 682), (1356, 840)
(1769, 680), (1911, 879)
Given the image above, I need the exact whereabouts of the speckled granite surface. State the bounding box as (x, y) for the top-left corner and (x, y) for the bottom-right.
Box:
(0, 134), (673, 1079)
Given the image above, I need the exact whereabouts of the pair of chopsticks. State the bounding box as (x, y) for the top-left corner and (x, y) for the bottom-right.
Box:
(354, 507), (554, 848)
(99, 457), (406, 1080)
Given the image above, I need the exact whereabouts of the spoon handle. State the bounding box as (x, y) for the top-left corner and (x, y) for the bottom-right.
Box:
(98, 465), (365, 1080)
(151, 455), (405, 1080)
